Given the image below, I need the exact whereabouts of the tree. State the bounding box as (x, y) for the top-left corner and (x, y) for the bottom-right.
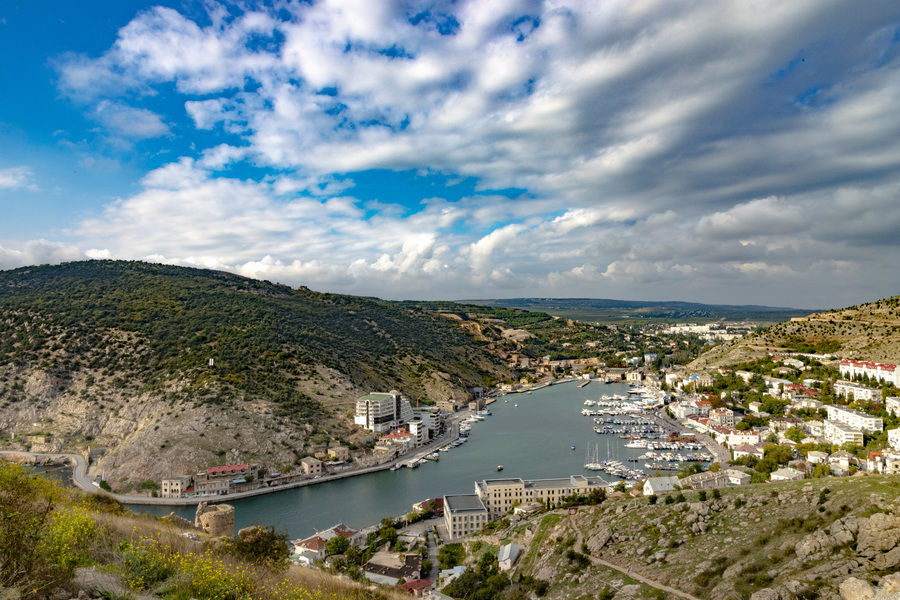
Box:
(326, 535), (350, 556)
(220, 525), (290, 568)
(785, 427), (805, 443)
(379, 526), (398, 547)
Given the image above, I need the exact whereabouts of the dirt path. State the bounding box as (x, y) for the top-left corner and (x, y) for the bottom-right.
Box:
(568, 514), (701, 600)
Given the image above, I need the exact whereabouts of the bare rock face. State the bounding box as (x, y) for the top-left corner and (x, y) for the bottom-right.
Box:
(839, 577), (875, 600)
(585, 525), (613, 553)
(856, 513), (900, 569)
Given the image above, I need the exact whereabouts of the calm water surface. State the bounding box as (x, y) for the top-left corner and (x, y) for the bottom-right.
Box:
(132, 381), (652, 538)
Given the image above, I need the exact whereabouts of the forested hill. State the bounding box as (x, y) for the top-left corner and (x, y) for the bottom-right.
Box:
(0, 261), (511, 411)
(0, 261), (512, 482)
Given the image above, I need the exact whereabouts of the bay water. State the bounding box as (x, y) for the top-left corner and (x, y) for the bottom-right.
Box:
(132, 381), (647, 538)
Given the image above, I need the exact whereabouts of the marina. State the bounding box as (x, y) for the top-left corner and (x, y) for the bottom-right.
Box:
(128, 381), (711, 539)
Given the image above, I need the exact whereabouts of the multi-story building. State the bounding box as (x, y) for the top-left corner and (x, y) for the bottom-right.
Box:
(354, 391), (414, 433)
(839, 359), (899, 386)
(443, 494), (489, 539)
(193, 463), (259, 496)
(709, 408), (735, 428)
(886, 397), (900, 418)
(474, 475), (607, 520)
(160, 475), (192, 498)
(826, 405), (883, 433)
(824, 420), (865, 446)
(889, 428), (900, 451)
(833, 381), (882, 403)
(300, 457), (323, 475)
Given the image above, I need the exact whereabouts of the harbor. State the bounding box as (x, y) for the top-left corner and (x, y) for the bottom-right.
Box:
(119, 381), (710, 539)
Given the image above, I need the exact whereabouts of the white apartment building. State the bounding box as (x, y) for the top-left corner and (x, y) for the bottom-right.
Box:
(443, 494), (489, 539)
(839, 359), (899, 386)
(886, 397), (900, 417)
(826, 405), (883, 433)
(833, 381), (882, 403)
(354, 391), (414, 433)
(474, 475), (608, 519)
(824, 420), (865, 446)
(889, 428), (900, 451)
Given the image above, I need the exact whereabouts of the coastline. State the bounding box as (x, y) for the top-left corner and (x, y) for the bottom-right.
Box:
(1, 414), (466, 507)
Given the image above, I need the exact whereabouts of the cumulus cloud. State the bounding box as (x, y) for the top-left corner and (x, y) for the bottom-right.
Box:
(0, 167), (38, 191)
(32, 0), (900, 306)
(0, 240), (85, 271)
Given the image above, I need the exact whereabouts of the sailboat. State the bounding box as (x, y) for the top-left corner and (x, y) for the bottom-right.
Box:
(584, 443), (603, 471)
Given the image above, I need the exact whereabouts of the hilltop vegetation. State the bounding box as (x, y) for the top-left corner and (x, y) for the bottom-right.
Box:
(0, 462), (400, 600)
(455, 475), (900, 600)
(690, 295), (900, 370)
(0, 261), (513, 484)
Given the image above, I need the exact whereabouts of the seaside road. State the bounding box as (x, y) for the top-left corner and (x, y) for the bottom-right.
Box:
(1, 422), (463, 507)
(567, 513), (701, 600)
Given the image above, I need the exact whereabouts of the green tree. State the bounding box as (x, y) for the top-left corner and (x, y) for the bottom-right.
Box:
(220, 525), (290, 568)
(379, 526), (398, 547)
(326, 535), (350, 556)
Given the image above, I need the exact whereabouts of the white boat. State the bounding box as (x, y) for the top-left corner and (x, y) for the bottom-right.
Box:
(584, 443), (603, 471)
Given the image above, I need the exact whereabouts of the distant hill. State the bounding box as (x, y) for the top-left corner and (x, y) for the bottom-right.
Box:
(690, 295), (900, 369)
(0, 260), (513, 485)
(459, 297), (814, 323)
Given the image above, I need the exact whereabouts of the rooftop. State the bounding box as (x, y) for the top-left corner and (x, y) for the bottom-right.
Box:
(444, 494), (487, 513)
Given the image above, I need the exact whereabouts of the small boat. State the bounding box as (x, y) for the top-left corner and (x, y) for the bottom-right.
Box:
(390, 464), (402, 471)
(497, 465), (504, 471)
(514, 403), (518, 407)
(571, 444), (577, 450)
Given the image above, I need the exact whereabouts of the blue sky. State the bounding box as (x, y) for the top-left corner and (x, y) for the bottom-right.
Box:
(2, 1), (900, 309)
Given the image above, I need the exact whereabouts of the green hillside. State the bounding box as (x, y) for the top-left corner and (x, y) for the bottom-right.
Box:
(0, 261), (513, 483)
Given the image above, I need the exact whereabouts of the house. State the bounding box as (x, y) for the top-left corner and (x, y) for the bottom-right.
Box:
(292, 535), (327, 563)
(412, 497), (444, 516)
(398, 579), (433, 597)
(363, 552), (422, 586)
(160, 475), (192, 498)
(887, 397), (900, 418)
(300, 456), (324, 476)
(327, 446), (350, 461)
(498, 543), (521, 571)
(733, 443), (765, 460)
(440, 565), (468, 585)
(679, 471), (730, 490)
(806, 451), (828, 464)
(770, 467), (804, 481)
(643, 476), (681, 496)
(726, 469), (751, 486)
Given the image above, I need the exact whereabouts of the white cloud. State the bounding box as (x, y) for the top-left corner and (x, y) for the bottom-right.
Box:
(31, 0), (900, 306)
(0, 167), (38, 191)
(0, 240), (84, 271)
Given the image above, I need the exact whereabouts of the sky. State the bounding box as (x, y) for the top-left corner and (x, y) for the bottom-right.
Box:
(1, 1), (900, 310)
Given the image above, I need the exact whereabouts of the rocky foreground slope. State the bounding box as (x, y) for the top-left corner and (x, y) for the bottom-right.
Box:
(491, 475), (900, 600)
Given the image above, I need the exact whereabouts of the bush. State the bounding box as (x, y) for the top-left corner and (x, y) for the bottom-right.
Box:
(0, 463), (67, 594)
(220, 525), (290, 568)
(648, 494), (658, 504)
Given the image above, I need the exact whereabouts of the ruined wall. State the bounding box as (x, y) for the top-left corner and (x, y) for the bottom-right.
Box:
(194, 502), (235, 538)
